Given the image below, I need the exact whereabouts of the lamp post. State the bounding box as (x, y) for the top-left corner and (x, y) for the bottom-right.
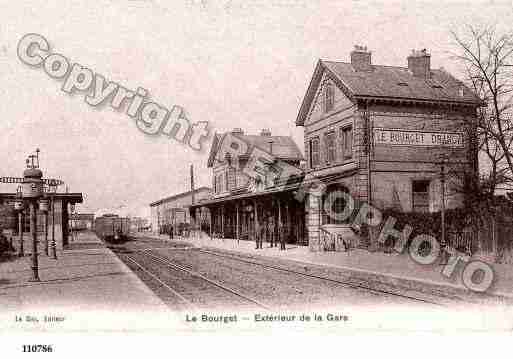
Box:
(39, 186), (50, 256)
(22, 153), (44, 282)
(49, 185), (57, 259)
(14, 186), (24, 257)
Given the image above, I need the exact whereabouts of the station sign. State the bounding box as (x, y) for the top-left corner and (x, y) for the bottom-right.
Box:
(373, 128), (464, 148)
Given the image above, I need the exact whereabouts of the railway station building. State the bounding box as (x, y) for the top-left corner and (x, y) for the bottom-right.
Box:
(190, 129), (306, 244)
(150, 187), (212, 235)
(297, 47), (481, 250)
(191, 47), (482, 252)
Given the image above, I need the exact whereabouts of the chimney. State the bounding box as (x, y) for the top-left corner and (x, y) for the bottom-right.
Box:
(350, 45), (372, 72)
(260, 129), (271, 137)
(231, 128), (244, 135)
(407, 49), (431, 78)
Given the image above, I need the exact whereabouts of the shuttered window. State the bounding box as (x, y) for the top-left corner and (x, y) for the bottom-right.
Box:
(309, 137), (320, 168)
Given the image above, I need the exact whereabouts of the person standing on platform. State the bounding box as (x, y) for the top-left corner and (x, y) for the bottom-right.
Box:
(260, 220), (266, 249)
(255, 220), (263, 249)
(261, 218), (267, 248)
(268, 217), (275, 248)
(253, 220), (258, 249)
(279, 224), (286, 250)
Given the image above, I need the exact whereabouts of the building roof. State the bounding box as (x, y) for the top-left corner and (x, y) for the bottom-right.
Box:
(296, 59), (484, 125)
(149, 186), (212, 207)
(207, 132), (304, 167)
(190, 179), (304, 208)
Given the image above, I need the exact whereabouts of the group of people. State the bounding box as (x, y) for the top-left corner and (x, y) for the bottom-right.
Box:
(161, 223), (197, 240)
(253, 217), (287, 250)
(162, 217), (291, 250)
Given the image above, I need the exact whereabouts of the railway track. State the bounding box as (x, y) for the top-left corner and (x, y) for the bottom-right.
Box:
(191, 248), (448, 307)
(124, 235), (460, 307)
(123, 254), (195, 310)
(120, 249), (272, 311)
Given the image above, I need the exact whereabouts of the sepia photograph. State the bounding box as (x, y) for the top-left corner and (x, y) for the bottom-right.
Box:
(1, 0), (513, 356)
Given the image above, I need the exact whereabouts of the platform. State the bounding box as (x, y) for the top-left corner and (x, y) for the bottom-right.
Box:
(0, 230), (175, 333)
(142, 231), (513, 301)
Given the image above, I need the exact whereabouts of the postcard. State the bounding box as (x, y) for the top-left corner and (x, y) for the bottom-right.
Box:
(1, 1), (513, 356)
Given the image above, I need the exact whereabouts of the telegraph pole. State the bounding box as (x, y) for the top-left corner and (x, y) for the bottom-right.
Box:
(441, 162), (446, 248)
(190, 164), (195, 205)
(190, 164), (195, 236)
(439, 155), (448, 265)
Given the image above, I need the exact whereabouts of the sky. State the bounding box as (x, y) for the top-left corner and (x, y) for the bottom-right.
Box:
(0, 0), (511, 218)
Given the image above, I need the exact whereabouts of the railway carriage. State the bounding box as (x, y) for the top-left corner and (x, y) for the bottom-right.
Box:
(94, 214), (130, 243)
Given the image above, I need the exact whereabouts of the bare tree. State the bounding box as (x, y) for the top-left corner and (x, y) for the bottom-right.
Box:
(451, 25), (513, 200)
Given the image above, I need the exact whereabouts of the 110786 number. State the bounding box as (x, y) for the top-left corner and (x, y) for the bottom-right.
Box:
(22, 345), (53, 353)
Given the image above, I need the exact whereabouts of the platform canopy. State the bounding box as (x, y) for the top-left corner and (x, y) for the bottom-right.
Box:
(0, 192), (83, 204)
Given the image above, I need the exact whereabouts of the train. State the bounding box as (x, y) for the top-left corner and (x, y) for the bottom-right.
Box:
(94, 214), (130, 243)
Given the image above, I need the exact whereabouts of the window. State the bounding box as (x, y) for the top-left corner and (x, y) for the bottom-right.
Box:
(309, 137), (320, 168)
(324, 83), (334, 112)
(236, 171), (245, 188)
(219, 174), (224, 192)
(325, 131), (336, 163)
(412, 180), (430, 213)
(215, 174), (221, 194)
(340, 126), (353, 159)
(322, 185), (351, 225)
(225, 171), (229, 191)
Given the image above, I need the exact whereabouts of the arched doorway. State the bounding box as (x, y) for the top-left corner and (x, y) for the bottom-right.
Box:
(319, 183), (359, 251)
(321, 183), (352, 225)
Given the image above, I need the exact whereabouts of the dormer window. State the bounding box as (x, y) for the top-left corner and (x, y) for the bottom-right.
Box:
(324, 83), (334, 113)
